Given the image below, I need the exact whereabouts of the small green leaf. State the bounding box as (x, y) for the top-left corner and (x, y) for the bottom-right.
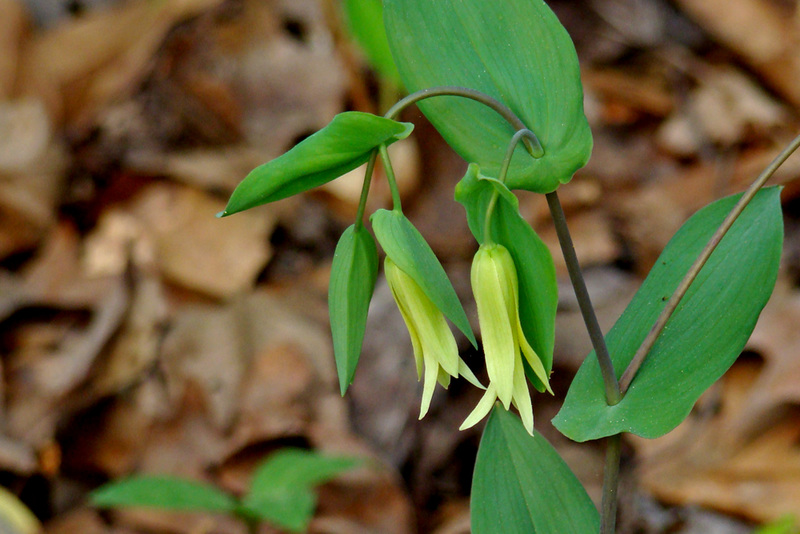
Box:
(384, 0), (592, 193)
(342, 0), (401, 85)
(329, 225), (379, 395)
(755, 515), (798, 534)
(456, 165), (557, 390)
(371, 209), (477, 347)
(553, 187), (783, 441)
(471, 406), (600, 534)
(90, 476), (237, 514)
(241, 449), (359, 533)
(221, 112), (413, 216)
(239, 488), (316, 533)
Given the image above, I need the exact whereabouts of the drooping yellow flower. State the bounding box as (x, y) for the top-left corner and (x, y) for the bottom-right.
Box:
(460, 243), (552, 435)
(384, 257), (484, 418)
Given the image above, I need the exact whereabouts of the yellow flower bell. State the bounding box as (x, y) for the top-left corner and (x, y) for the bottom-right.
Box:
(384, 257), (484, 419)
(461, 243), (552, 435)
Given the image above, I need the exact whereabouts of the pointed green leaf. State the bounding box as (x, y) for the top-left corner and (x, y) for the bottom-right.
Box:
(342, 0), (401, 85)
(553, 187), (783, 441)
(241, 449), (359, 532)
(472, 406), (600, 534)
(247, 449), (360, 492)
(90, 476), (237, 514)
(239, 488), (315, 533)
(384, 0), (592, 193)
(371, 209), (477, 347)
(221, 112), (413, 216)
(456, 165), (557, 390)
(329, 225), (379, 395)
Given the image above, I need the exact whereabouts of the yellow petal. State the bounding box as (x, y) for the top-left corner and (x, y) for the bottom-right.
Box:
(458, 358), (485, 390)
(472, 245), (515, 408)
(510, 354), (535, 435)
(419, 356), (439, 419)
(518, 327), (553, 394)
(460, 385), (497, 431)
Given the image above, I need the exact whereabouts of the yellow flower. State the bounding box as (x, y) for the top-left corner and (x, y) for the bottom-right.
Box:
(460, 243), (552, 435)
(384, 257), (484, 418)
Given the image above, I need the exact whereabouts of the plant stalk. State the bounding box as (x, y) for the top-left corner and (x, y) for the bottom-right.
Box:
(618, 132), (800, 393)
(384, 86), (544, 158)
(600, 434), (622, 534)
(545, 192), (621, 405)
(354, 149), (380, 231)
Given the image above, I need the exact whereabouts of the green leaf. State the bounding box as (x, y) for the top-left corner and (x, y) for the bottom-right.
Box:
(370, 209), (477, 347)
(329, 224), (379, 395)
(553, 187), (783, 441)
(455, 165), (557, 390)
(342, 0), (401, 85)
(221, 112), (413, 216)
(239, 488), (316, 533)
(241, 449), (359, 532)
(90, 476), (237, 514)
(384, 0), (592, 193)
(471, 406), (600, 534)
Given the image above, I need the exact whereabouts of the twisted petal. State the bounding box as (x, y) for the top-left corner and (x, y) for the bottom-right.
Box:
(471, 245), (516, 408)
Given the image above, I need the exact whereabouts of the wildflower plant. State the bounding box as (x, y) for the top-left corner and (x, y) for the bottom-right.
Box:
(218, 0), (795, 532)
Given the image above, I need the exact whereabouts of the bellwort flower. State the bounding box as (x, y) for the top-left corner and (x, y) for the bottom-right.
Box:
(384, 257), (484, 419)
(460, 243), (552, 435)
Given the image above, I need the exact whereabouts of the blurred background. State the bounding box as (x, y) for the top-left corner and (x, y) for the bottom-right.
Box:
(1, 0), (800, 532)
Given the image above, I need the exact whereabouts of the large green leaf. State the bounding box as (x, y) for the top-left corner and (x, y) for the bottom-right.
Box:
(471, 406), (600, 534)
(553, 188), (783, 441)
(342, 0), (401, 85)
(241, 449), (359, 532)
(384, 0), (592, 193)
(371, 209), (477, 347)
(90, 476), (237, 514)
(220, 112), (413, 216)
(329, 224), (379, 395)
(455, 164), (557, 390)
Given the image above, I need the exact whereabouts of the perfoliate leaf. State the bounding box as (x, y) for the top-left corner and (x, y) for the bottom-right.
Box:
(90, 476), (237, 514)
(384, 0), (592, 193)
(455, 165), (557, 390)
(471, 406), (600, 534)
(342, 0), (401, 85)
(554, 187), (783, 441)
(371, 209), (477, 347)
(221, 112), (413, 216)
(329, 225), (379, 395)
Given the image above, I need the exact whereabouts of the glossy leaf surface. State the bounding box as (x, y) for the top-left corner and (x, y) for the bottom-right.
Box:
(329, 225), (379, 395)
(456, 165), (557, 390)
(554, 188), (783, 441)
(384, 0), (592, 193)
(371, 209), (477, 347)
(221, 112), (413, 216)
(471, 407), (600, 534)
(90, 476), (237, 513)
(343, 0), (401, 85)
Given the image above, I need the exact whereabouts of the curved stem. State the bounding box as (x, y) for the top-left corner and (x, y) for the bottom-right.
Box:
(354, 149), (380, 231)
(619, 132), (800, 393)
(546, 192), (621, 405)
(384, 86), (544, 158)
(379, 144), (403, 210)
(484, 129), (542, 243)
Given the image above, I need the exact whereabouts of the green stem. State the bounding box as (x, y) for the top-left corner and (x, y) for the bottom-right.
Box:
(384, 86), (544, 158)
(600, 435), (621, 534)
(545, 192), (621, 405)
(484, 129), (543, 243)
(379, 144), (403, 210)
(354, 149), (380, 231)
(618, 132), (800, 393)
